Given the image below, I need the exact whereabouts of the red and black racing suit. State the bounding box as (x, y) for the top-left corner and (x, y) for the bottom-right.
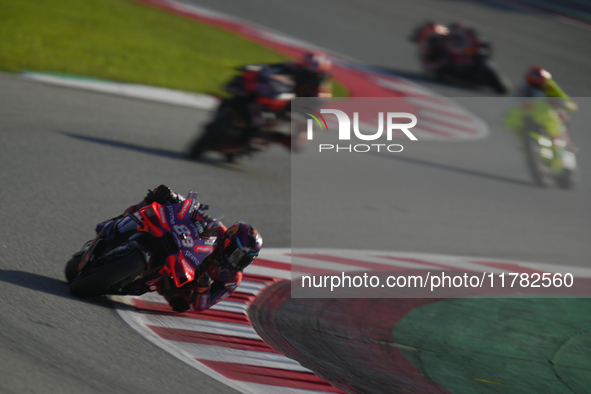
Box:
(97, 185), (242, 313)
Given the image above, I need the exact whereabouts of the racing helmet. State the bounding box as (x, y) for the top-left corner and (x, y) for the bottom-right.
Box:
(433, 23), (450, 35)
(415, 21), (448, 39)
(526, 66), (552, 88)
(299, 52), (332, 73)
(221, 222), (263, 270)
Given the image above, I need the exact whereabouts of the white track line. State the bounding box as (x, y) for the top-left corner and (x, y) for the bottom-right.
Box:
(115, 248), (591, 393)
(21, 72), (219, 110)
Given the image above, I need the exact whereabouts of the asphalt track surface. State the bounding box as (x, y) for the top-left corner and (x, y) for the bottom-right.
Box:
(0, 0), (590, 393)
(187, 0), (591, 97)
(181, 0), (591, 265)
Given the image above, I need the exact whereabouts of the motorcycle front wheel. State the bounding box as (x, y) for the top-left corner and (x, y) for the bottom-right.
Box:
(524, 135), (553, 187)
(69, 247), (147, 298)
(65, 253), (83, 283)
(554, 168), (577, 189)
(188, 122), (222, 160)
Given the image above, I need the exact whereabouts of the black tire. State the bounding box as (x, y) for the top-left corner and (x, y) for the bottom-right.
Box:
(65, 254), (83, 283)
(189, 100), (236, 160)
(483, 64), (511, 94)
(554, 168), (577, 189)
(70, 248), (146, 298)
(188, 122), (223, 160)
(225, 153), (237, 163)
(524, 135), (553, 187)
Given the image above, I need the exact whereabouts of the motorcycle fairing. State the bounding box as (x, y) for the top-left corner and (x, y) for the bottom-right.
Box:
(136, 199), (218, 288)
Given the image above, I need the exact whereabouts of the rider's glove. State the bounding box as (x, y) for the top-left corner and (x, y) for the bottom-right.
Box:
(145, 184), (182, 205)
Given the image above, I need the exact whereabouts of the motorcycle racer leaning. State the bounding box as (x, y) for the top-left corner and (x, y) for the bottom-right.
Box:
(224, 51), (333, 144)
(504, 66), (579, 170)
(410, 21), (483, 75)
(517, 66), (578, 110)
(260, 51), (333, 98)
(445, 22), (482, 67)
(94, 185), (263, 313)
(410, 21), (451, 74)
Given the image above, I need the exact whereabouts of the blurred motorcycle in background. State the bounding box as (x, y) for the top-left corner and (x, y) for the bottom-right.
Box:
(188, 52), (333, 162)
(505, 98), (578, 189)
(410, 21), (512, 94)
(188, 68), (295, 162)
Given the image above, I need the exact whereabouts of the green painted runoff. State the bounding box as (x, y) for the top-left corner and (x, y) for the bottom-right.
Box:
(394, 298), (591, 393)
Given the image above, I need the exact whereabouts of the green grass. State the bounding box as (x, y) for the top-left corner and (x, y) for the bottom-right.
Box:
(0, 0), (349, 97)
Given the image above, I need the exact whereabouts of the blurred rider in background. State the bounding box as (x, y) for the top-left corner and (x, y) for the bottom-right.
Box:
(224, 64), (294, 144)
(504, 66), (579, 169)
(410, 21), (450, 74)
(446, 22), (482, 66)
(95, 185), (263, 313)
(225, 51), (333, 144)
(411, 21), (485, 75)
(517, 66), (578, 109)
(261, 51), (333, 98)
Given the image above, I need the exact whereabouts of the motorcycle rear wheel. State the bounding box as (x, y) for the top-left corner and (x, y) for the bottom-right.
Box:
(554, 168), (577, 189)
(225, 153), (237, 163)
(70, 248), (146, 298)
(524, 135), (553, 187)
(188, 121), (223, 160)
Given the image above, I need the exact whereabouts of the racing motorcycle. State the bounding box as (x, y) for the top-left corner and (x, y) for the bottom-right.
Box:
(522, 123), (578, 189)
(187, 94), (296, 163)
(188, 67), (302, 162)
(65, 192), (221, 297)
(413, 33), (512, 94)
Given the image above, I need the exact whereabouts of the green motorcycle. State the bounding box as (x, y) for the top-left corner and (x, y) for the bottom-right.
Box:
(523, 128), (578, 189)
